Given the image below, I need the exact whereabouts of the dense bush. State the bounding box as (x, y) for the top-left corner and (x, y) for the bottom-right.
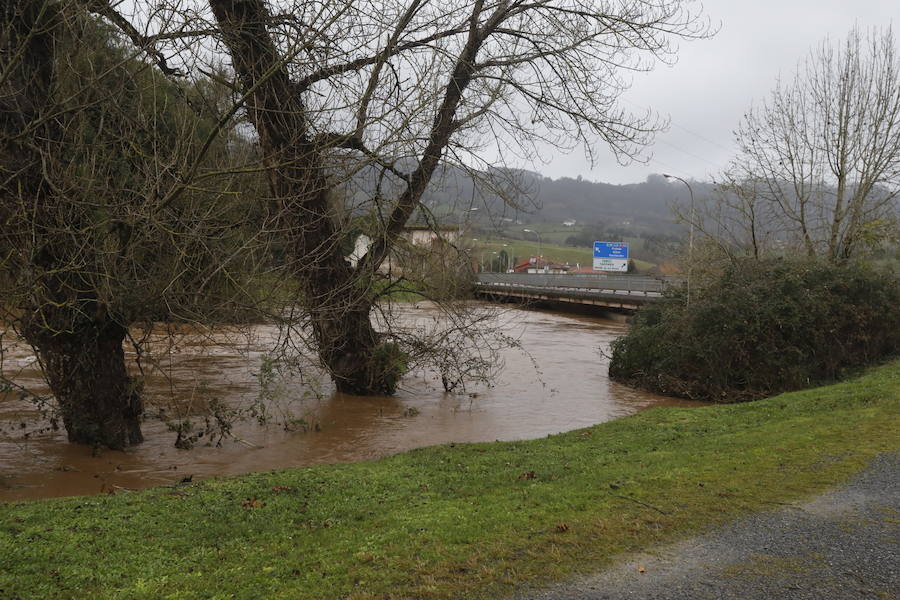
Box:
(609, 259), (900, 402)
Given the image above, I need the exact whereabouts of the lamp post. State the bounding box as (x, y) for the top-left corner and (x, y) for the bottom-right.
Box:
(663, 174), (695, 304)
(480, 251), (498, 272)
(458, 206), (478, 235)
(522, 228), (543, 261)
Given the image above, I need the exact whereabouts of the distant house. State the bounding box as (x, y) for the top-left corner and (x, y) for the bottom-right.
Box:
(512, 256), (570, 274)
(402, 225), (460, 247)
(349, 225), (460, 271)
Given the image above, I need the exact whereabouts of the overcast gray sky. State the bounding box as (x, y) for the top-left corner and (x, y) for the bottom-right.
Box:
(536, 0), (900, 185)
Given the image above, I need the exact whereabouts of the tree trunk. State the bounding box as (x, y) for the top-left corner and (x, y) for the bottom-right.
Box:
(305, 254), (404, 396)
(24, 316), (143, 449)
(209, 0), (491, 396)
(208, 0), (410, 395)
(312, 301), (396, 396)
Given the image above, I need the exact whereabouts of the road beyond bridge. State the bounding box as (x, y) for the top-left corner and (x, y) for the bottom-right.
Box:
(474, 273), (666, 315)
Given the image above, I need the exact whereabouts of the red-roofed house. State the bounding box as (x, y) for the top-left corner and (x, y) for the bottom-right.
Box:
(512, 256), (570, 274)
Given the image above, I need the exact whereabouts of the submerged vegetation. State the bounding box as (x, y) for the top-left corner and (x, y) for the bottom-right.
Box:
(2, 359), (898, 599)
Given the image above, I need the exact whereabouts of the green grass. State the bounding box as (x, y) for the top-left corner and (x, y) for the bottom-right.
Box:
(475, 236), (592, 266)
(505, 226), (646, 250)
(2, 360), (899, 599)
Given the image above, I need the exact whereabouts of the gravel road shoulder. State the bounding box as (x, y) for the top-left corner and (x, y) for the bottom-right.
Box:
(515, 453), (899, 600)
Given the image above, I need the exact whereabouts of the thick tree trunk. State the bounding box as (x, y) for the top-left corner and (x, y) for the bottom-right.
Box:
(312, 301), (392, 395)
(24, 316), (143, 449)
(3, 4), (143, 448)
(209, 0), (484, 395)
(306, 263), (404, 395)
(208, 0), (409, 395)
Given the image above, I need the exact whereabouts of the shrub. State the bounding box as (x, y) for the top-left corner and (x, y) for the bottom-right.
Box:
(368, 342), (409, 395)
(609, 259), (900, 402)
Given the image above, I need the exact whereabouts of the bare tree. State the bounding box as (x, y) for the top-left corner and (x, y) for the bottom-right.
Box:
(1, 2), (266, 448)
(114, 0), (710, 395)
(722, 26), (900, 262)
(2, 0), (711, 447)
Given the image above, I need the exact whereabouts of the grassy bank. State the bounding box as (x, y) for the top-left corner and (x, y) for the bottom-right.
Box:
(2, 360), (899, 599)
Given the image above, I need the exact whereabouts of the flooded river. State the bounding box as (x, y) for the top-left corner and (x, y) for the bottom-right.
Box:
(0, 304), (697, 501)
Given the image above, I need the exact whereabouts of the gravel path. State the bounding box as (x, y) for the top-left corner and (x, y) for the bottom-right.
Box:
(516, 453), (899, 600)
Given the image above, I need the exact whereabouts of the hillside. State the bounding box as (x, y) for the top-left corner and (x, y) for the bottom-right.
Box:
(412, 167), (710, 238)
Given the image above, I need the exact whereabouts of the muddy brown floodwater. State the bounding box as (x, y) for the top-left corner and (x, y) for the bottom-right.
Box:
(0, 304), (701, 501)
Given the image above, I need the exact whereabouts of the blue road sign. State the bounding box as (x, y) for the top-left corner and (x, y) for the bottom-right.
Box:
(593, 242), (629, 259)
(593, 241), (629, 272)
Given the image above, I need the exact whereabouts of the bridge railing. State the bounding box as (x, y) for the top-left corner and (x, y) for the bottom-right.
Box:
(475, 273), (668, 295)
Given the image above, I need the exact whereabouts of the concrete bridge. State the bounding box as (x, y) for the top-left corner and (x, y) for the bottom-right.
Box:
(473, 273), (667, 314)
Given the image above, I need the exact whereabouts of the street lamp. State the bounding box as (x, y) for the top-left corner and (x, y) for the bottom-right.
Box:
(663, 174), (695, 305)
(480, 251), (498, 272)
(458, 206), (478, 235)
(522, 228), (543, 261)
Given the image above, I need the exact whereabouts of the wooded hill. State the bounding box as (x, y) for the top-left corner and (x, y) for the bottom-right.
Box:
(350, 164), (708, 237)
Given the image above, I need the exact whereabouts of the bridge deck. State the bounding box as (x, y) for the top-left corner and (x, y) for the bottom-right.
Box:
(474, 273), (666, 313)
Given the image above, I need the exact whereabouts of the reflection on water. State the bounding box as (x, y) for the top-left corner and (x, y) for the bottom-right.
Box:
(0, 304), (700, 501)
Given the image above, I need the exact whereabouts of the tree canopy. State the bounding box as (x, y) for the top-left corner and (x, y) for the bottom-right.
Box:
(714, 26), (900, 262)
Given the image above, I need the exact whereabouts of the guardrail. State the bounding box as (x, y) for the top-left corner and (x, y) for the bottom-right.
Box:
(475, 273), (667, 295)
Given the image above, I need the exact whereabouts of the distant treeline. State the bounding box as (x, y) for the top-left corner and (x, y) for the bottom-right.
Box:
(343, 164), (706, 237)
